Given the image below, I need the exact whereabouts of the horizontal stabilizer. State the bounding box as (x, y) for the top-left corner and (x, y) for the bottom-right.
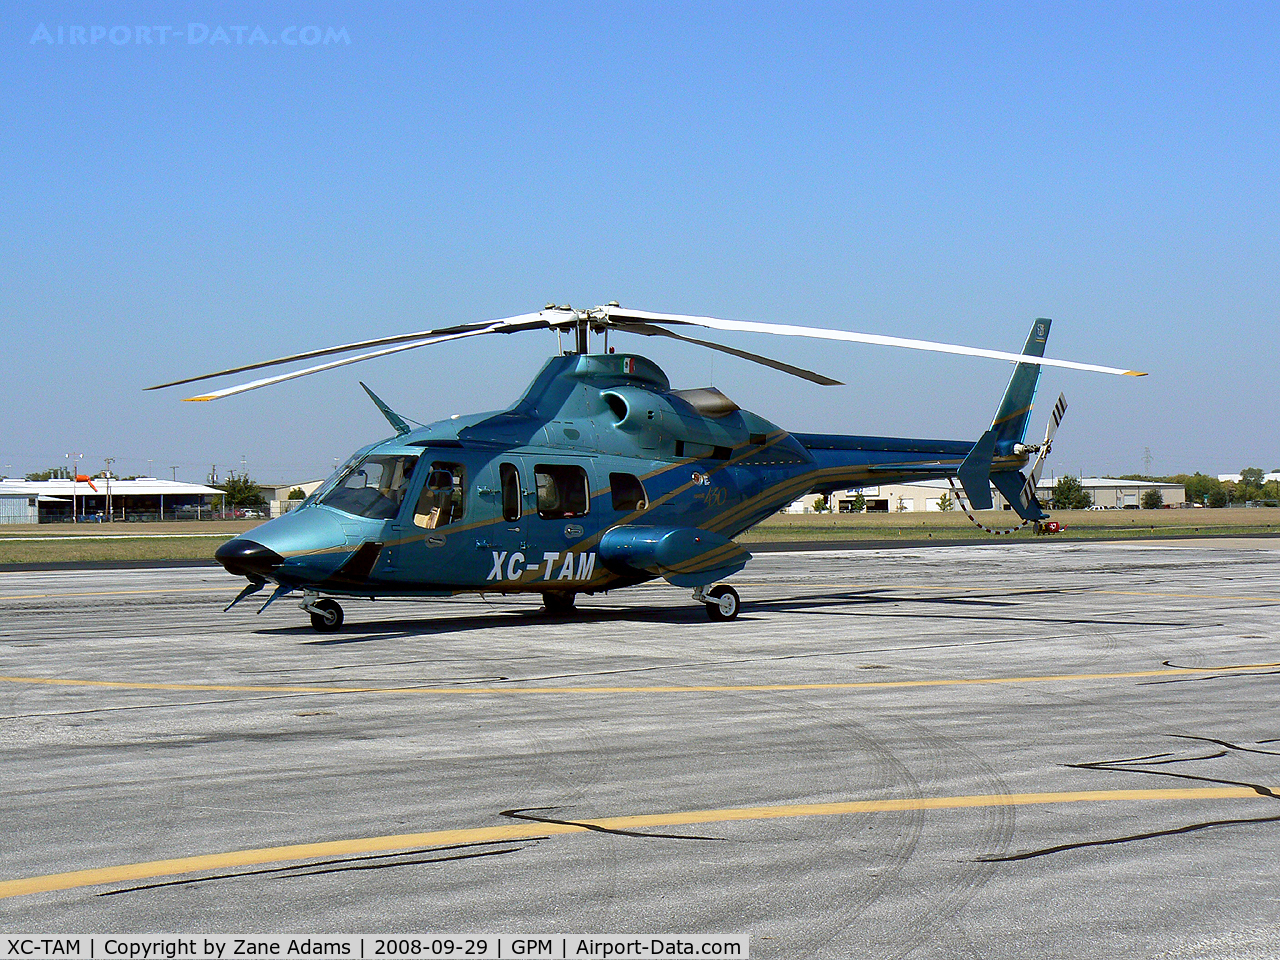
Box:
(599, 525), (750, 588)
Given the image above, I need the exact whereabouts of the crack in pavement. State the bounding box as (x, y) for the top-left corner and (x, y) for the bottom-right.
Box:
(980, 735), (1278, 863)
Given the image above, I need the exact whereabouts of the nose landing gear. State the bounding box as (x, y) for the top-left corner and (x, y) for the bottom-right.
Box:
(693, 584), (740, 621)
(302, 594), (344, 632)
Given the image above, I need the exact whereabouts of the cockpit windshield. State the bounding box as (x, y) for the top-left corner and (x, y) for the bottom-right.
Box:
(301, 451), (367, 508)
(318, 454), (419, 520)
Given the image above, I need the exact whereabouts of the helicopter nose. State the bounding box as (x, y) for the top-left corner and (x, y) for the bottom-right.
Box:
(216, 539), (285, 579)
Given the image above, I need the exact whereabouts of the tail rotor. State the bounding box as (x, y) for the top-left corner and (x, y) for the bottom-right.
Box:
(1018, 392), (1067, 514)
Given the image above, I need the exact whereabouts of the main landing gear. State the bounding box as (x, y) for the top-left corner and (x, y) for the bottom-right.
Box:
(541, 591), (577, 616)
(302, 594), (344, 633)
(693, 584), (740, 621)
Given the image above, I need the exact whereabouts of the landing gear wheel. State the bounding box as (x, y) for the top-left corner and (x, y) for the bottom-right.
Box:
(541, 591), (577, 616)
(705, 584), (740, 622)
(309, 598), (344, 633)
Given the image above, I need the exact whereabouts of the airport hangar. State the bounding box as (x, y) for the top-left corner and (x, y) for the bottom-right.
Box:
(0, 477), (222, 523)
(786, 477), (1188, 513)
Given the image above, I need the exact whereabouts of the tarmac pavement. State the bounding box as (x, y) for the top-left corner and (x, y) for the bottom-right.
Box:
(1, 539), (1278, 958)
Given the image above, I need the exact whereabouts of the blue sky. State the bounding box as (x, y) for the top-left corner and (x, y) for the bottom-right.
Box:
(3, 3), (1277, 483)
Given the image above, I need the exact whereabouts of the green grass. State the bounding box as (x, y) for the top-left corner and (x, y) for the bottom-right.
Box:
(0, 521), (260, 564)
(740, 507), (1280, 542)
(2, 511), (1277, 565)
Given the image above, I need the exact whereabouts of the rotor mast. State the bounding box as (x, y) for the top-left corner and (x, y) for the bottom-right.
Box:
(549, 303), (611, 354)
(545, 303), (592, 355)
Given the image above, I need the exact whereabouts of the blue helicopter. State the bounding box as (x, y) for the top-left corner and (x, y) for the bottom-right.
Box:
(149, 305), (1143, 631)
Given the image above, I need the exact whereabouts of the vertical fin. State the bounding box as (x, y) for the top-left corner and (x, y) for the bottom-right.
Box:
(990, 318), (1051, 447)
(957, 319), (1053, 513)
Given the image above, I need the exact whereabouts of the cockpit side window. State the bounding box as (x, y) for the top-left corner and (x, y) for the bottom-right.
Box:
(319, 455), (419, 520)
(609, 472), (647, 512)
(535, 464), (589, 519)
(413, 460), (467, 529)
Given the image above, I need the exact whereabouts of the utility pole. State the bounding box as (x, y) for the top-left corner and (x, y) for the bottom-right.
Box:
(104, 457), (115, 522)
(66, 452), (82, 522)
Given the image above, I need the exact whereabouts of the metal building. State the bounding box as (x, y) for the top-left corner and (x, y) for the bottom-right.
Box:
(0, 478), (222, 523)
(788, 477), (1187, 514)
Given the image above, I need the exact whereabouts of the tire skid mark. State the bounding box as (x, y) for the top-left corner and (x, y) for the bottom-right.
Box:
(867, 716), (1016, 960)
(514, 706), (625, 926)
(767, 690), (926, 960)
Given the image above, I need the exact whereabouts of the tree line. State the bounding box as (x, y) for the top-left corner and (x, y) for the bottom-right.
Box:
(1052, 467), (1280, 510)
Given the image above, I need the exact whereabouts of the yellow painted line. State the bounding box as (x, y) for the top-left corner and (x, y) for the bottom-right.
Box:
(2, 662), (1277, 697)
(2, 587), (230, 600)
(1094, 590), (1280, 603)
(0, 534), (231, 542)
(730, 581), (1280, 604)
(0, 786), (1265, 900)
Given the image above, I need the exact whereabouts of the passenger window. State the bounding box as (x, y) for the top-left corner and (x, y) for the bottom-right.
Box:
(534, 464), (589, 519)
(500, 462), (522, 523)
(610, 472), (647, 512)
(413, 461), (467, 529)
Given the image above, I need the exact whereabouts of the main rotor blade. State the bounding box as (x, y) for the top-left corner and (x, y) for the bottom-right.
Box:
(182, 330), (488, 401)
(148, 311), (553, 391)
(603, 307), (1148, 377)
(611, 321), (843, 386)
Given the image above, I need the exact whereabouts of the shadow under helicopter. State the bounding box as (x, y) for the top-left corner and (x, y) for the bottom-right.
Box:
(238, 587), (1192, 645)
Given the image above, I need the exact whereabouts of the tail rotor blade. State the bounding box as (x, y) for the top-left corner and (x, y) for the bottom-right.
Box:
(1042, 391), (1068, 448)
(1022, 393), (1068, 506)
